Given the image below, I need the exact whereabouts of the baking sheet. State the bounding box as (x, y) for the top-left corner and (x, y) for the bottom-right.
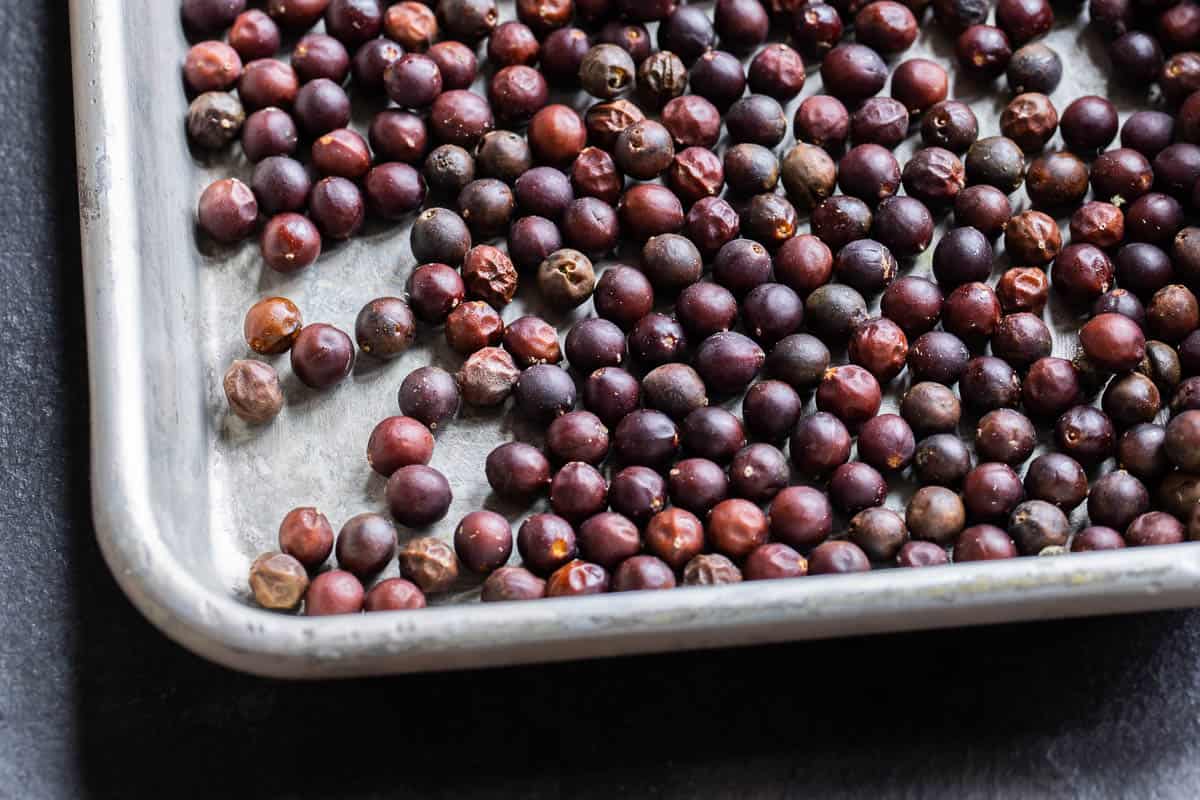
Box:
(73, 0), (1200, 677)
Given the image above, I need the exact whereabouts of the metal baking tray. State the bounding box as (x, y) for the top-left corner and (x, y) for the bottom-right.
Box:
(73, 0), (1200, 678)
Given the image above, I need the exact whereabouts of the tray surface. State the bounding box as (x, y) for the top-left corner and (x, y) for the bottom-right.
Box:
(73, 0), (1200, 677)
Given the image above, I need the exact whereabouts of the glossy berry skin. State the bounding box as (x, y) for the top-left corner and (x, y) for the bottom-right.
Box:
(251, 156), (310, 216)
(486, 443), (552, 501)
(793, 3), (843, 62)
(742, 544), (808, 581)
(1005, 210), (1061, 266)
(891, 59), (949, 116)
(645, 509), (706, 570)
(367, 416), (434, 476)
(907, 332), (970, 386)
(857, 414), (916, 472)
(789, 412), (851, 476)
(996, 268), (1050, 315)
(837, 145), (901, 206)
(913, 434), (972, 487)
(748, 44), (806, 101)
(954, 185), (1010, 239)
(834, 239), (898, 296)
(742, 284), (804, 347)
(959, 357), (1020, 415)
(996, 0), (1053, 45)
(278, 507), (334, 569)
(689, 50), (747, 110)
(398, 366), (460, 429)
(962, 463), (1024, 522)
(808, 541), (871, 574)
(816, 365), (882, 430)
(682, 407), (746, 464)
(188, 92), (246, 149)
(694, 332), (765, 395)
(668, 458), (729, 514)
(1070, 201), (1123, 248)
(848, 507), (908, 562)
(769, 487), (834, 551)
(1118, 423), (1168, 482)
(577, 513), (642, 569)
(1088, 470), (1149, 532)
(518, 514), (578, 577)
(921, 101), (979, 154)
(1023, 357), (1081, 418)
(742, 380), (802, 442)
(676, 282), (737, 340)
(901, 383), (961, 437)
(185, 41), (244, 95)
(290, 324), (354, 389)
(480, 566), (546, 602)
(897, 541), (950, 568)
(882, 276), (943, 339)
(1080, 313), (1147, 372)
(364, 579), (427, 611)
(1072, 527), (1126, 553)
(1055, 405), (1115, 466)
(229, 10), (280, 60)
(579, 368), (638, 428)
(932, 226), (992, 288)
(336, 513), (398, 581)
(855, 2), (918, 54)
(954, 526), (1017, 562)
(1052, 244), (1114, 305)
(311, 176), (366, 238)
(198, 179), (258, 243)
(707, 499), (769, 560)
(387, 465), (454, 528)
(183, 0), (247, 34)
(1091, 148), (1154, 207)
(820, 44), (888, 105)
(956, 25), (1012, 81)
(1025, 152), (1088, 210)
(613, 555), (678, 591)
(514, 364), (577, 423)
(976, 409), (1036, 467)
(641, 364), (708, 420)
(613, 409), (680, 468)
(354, 38), (405, 91)
(848, 318), (907, 383)
(550, 462), (609, 522)
(871, 196), (933, 258)
(991, 313), (1051, 369)
(1166, 410), (1200, 473)
(1023, 452), (1087, 512)
(728, 444), (789, 503)
(305, 570), (365, 616)
(829, 462), (887, 515)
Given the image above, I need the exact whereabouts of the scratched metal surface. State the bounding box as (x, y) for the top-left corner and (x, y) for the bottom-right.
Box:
(73, 0), (1200, 677)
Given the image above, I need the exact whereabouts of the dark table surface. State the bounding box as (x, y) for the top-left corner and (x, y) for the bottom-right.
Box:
(5, 4), (1200, 798)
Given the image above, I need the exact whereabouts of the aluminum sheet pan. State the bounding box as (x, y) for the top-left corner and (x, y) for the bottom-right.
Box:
(72, 0), (1200, 677)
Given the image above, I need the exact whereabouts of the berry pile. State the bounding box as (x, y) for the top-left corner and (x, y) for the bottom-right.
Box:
(183, 0), (1200, 615)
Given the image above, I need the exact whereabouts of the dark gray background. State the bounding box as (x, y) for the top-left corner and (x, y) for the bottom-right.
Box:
(4, 3), (1200, 798)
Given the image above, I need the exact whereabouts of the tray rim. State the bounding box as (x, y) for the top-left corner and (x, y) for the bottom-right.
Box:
(72, 0), (1200, 679)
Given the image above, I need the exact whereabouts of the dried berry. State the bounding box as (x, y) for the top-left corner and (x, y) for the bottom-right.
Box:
(398, 536), (460, 594)
(223, 360), (283, 424)
(457, 347), (521, 407)
(249, 552), (309, 610)
(538, 249), (596, 309)
(463, 245), (518, 307)
(367, 416), (434, 476)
